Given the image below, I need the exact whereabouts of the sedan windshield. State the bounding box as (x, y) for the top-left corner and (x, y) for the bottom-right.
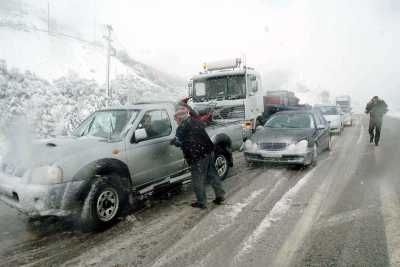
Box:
(73, 110), (139, 138)
(265, 113), (313, 129)
(319, 106), (339, 115)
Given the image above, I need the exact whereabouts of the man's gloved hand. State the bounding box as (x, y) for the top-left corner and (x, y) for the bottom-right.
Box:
(170, 137), (182, 147)
(170, 137), (177, 145)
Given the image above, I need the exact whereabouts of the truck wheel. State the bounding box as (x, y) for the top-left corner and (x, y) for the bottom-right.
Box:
(214, 147), (230, 180)
(80, 178), (124, 232)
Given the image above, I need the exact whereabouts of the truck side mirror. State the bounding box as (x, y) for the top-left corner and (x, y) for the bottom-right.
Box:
(187, 81), (193, 98)
(134, 128), (148, 142)
(251, 77), (258, 92)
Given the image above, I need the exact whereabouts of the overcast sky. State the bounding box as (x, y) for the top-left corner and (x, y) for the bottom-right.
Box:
(22, 0), (400, 107)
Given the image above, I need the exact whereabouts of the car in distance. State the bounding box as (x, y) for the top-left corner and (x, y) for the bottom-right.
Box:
(336, 95), (353, 126)
(244, 109), (331, 166)
(314, 105), (344, 135)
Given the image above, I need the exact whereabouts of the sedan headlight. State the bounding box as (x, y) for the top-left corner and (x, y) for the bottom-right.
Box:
(244, 139), (258, 153)
(30, 165), (63, 185)
(287, 140), (308, 154)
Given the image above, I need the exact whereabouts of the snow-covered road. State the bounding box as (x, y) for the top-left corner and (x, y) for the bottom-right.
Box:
(1, 115), (400, 266)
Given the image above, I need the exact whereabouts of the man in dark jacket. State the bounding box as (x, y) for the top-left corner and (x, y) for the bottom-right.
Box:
(171, 108), (225, 209)
(365, 96), (388, 146)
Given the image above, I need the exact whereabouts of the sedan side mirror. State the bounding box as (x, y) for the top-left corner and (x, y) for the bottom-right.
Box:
(134, 128), (148, 142)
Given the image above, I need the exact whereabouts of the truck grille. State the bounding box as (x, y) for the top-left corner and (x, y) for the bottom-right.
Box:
(259, 142), (287, 151)
(213, 105), (245, 120)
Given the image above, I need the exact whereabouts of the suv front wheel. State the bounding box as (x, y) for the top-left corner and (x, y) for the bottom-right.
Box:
(80, 178), (124, 232)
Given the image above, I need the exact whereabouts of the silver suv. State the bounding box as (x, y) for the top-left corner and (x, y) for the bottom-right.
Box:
(0, 102), (243, 231)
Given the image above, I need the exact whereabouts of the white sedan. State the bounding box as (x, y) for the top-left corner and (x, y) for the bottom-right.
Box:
(315, 105), (344, 135)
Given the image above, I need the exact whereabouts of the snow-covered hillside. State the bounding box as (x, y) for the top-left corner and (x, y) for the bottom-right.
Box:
(0, 1), (183, 86)
(0, 0), (186, 139)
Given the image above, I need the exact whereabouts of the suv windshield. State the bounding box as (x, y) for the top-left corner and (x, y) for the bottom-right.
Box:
(265, 113), (313, 129)
(193, 75), (246, 102)
(73, 110), (138, 138)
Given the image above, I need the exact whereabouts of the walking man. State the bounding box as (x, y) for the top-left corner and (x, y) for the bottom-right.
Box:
(171, 108), (225, 209)
(365, 96), (388, 146)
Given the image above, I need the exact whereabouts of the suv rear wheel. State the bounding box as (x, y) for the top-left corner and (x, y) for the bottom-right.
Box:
(214, 147), (230, 180)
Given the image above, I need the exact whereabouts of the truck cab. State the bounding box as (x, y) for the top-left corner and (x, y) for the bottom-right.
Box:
(188, 58), (264, 138)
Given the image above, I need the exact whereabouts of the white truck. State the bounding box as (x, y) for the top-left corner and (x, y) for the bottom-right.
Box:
(187, 58), (264, 139)
(335, 95), (353, 126)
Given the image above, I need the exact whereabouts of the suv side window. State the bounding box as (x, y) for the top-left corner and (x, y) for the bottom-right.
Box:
(136, 109), (172, 141)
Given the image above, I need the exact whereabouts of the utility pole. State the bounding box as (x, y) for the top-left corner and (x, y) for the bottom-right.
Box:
(47, 1), (50, 33)
(104, 24), (113, 99)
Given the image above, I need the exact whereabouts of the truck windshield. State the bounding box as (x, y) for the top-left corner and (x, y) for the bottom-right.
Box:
(336, 101), (351, 112)
(73, 110), (139, 139)
(193, 75), (246, 102)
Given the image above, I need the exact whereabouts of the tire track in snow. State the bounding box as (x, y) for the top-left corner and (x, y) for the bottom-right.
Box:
(151, 170), (283, 267)
(380, 181), (400, 267)
(233, 167), (316, 264)
(357, 123), (364, 145)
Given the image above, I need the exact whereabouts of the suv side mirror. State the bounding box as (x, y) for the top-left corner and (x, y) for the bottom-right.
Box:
(256, 125), (264, 131)
(134, 128), (148, 142)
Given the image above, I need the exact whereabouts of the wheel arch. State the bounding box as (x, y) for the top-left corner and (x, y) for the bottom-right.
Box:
(213, 133), (232, 150)
(213, 133), (233, 167)
(67, 158), (132, 209)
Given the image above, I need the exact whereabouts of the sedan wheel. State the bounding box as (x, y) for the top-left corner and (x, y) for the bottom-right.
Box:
(327, 136), (332, 151)
(311, 143), (318, 166)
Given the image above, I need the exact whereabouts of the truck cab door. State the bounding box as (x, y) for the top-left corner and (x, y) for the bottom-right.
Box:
(246, 74), (263, 127)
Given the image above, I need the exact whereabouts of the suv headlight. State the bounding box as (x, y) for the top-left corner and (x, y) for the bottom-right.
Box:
(287, 140), (308, 153)
(30, 165), (63, 185)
